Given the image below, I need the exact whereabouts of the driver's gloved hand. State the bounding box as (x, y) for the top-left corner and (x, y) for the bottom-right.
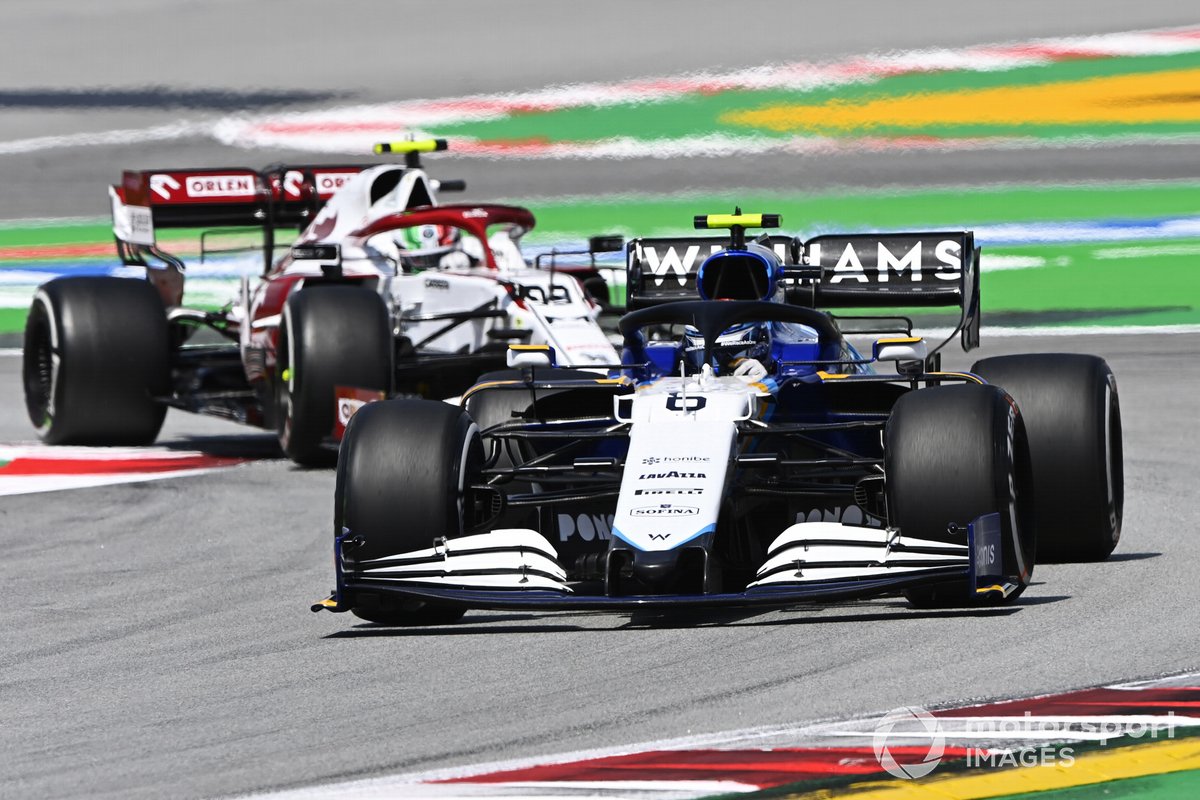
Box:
(437, 251), (472, 270)
(731, 358), (768, 382)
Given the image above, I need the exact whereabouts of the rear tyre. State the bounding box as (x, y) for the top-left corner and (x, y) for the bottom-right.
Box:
(885, 384), (1035, 608)
(336, 399), (481, 625)
(276, 286), (392, 466)
(971, 354), (1122, 562)
(23, 277), (169, 445)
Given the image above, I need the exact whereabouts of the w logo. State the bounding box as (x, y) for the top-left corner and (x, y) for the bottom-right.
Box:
(640, 245), (700, 287)
(648, 533), (672, 541)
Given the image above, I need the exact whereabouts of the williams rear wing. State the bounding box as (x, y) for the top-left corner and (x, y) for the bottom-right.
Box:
(798, 232), (981, 351)
(624, 231), (980, 351)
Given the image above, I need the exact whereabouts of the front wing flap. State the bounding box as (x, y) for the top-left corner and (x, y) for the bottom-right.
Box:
(319, 514), (1013, 613)
(338, 571), (965, 611)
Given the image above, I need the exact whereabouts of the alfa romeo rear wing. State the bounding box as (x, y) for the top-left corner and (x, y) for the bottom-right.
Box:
(111, 162), (471, 274)
(109, 165), (375, 271)
(112, 165), (375, 231)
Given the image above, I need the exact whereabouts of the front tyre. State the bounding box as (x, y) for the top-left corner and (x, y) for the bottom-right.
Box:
(276, 286), (392, 466)
(971, 354), (1122, 562)
(885, 384), (1036, 607)
(23, 277), (169, 445)
(336, 399), (482, 625)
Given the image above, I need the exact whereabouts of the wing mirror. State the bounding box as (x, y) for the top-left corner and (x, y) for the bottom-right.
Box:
(874, 337), (929, 376)
(290, 243), (342, 278)
(506, 344), (557, 368)
(588, 235), (624, 253)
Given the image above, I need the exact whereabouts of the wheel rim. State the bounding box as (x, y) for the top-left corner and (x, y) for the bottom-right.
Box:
(1103, 376), (1124, 544)
(23, 305), (56, 432)
(454, 422), (481, 535)
(276, 317), (297, 450)
(1010, 416), (1037, 585)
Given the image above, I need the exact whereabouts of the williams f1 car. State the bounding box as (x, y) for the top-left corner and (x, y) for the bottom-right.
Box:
(22, 140), (621, 463)
(316, 212), (1123, 624)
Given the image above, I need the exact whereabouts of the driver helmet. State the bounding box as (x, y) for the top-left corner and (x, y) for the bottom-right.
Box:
(682, 320), (771, 375)
(395, 224), (460, 271)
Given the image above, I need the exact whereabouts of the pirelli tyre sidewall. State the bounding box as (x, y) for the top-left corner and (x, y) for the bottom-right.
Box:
(336, 399), (481, 625)
(970, 353), (1123, 563)
(885, 383), (1035, 607)
(23, 276), (169, 445)
(276, 285), (392, 466)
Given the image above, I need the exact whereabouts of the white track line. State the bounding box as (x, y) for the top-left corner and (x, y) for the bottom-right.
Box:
(0, 122), (204, 157)
(1110, 670), (1200, 689)
(0, 467), (239, 497)
(239, 682), (1200, 799)
(212, 26), (1200, 156)
(4, 28), (1199, 158)
(237, 720), (841, 799)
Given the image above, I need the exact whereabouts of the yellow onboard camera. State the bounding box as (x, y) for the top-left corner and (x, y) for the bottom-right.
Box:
(694, 208), (782, 248)
(373, 138), (449, 155)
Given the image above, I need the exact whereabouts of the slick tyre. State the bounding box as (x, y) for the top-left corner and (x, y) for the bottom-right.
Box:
(971, 354), (1122, 562)
(276, 286), (392, 466)
(336, 399), (482, 625)
(23, 277), (169, 445)
(885, 384), (1036, 608)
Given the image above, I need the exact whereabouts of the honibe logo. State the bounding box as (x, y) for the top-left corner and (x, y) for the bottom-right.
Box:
(872, 706), (945, 780)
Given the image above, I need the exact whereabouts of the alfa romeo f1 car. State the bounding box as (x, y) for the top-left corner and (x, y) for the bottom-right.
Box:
(22, 140), (621, 463)
(316, 212), (1124, 624)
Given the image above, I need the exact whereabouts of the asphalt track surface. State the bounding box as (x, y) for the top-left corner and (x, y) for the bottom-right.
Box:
(2, 2), (1199, 798)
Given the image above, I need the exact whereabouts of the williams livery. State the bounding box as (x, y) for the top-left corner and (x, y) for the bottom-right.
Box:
(316, 212), (1123, 624)
(22, 140), (620, 464)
